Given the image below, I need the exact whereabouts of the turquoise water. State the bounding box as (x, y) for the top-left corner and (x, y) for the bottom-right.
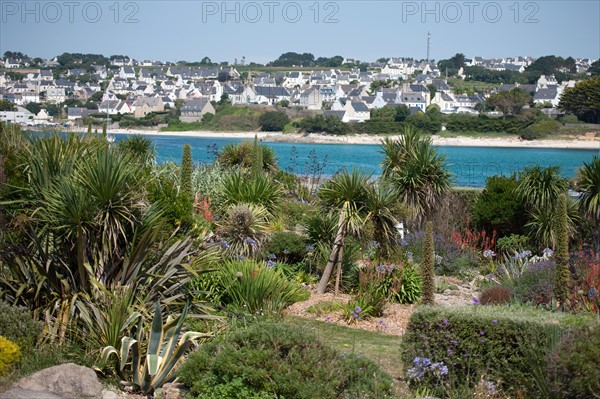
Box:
(115, 134), (598, 188)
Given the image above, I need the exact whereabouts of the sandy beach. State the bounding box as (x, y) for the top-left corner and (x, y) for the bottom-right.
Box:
(107, 128), (600, 150)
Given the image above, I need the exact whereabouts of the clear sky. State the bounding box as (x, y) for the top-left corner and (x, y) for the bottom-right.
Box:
(1, 0), (599, 63)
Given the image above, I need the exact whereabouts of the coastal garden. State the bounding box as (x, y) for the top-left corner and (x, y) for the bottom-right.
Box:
(0, 121), (599, 398)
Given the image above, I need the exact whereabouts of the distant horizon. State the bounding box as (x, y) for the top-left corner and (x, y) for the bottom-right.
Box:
(1, 1), (598, 64)
(2, 50), (597, 66)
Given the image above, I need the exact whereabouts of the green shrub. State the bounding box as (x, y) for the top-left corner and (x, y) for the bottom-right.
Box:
(546, 324), (600, 398)
(496, 234), (530, 253)
(510, 260), (556, 307)
(520, 118), (561, 140)
(558, 114), (579, 124)
(215, 260), (308, 316)
(0, 336), (20, 375)
(402, 305), (596, 397)
(306, 301), (344, 316)
(0, 301), (42, 346)
(264, 231), (307, 264)
(179, 322), (395, 399)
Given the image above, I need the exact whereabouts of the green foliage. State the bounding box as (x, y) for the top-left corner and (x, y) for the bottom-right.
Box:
(559, 76), (600, 123)
(305, 301), (345, 316)
(179, 322), (395, 399)
(509, 260), (556, 307)
(101, 302), (208, 394)
(220, 171), (282, 214)
(0, 337), (20, 375)
(576, 156), (600, 222)
(147, 174), (194, 229)
(0, 302), (42, 347)
(496, 234), (529, 253)
(250, 135), (263, 177)
(546, 324), (600, 398)
(258, 111), (290, 132)
(380, 128), (451, 220)
(516, 165), (568, 210)
(445, 114), (532, 134)
(298, 114), (349, 135)
(212, 260), (308, 315)
(180, 144), (193, 198)
(218, 203), (270, 258)
(402, 305), (596, 397)
(264, 231), (307, 264)
(554, 194), (570, 305)
(473, 175), (526, 236)
(421, 221), (435, 305)
(117, 135), (156, 166)
(217, 141), (278, 172)
(520, 118), (561, 140)
(486, 88), (532, 116)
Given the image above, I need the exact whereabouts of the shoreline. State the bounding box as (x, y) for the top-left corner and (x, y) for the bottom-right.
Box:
(102, 129), (599, 150)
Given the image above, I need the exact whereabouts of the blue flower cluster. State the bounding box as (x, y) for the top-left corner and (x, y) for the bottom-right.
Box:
(512, 250), (532, 260)
(407, 357), (448, 380)
(542, 247), (554, 257)
(350, 306), (362, 320)
(589, 288), (599, 298)
(244, 237), (257, 246)
(267, 253), (277, 260)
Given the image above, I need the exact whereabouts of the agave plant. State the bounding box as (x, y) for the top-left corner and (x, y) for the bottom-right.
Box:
(101, 301), (210, 394)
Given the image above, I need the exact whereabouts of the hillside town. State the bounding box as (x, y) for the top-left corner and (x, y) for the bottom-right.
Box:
(0, 53), (597, 127)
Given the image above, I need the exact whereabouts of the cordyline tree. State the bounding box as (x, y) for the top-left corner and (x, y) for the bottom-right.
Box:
(316, 170), (370, 295)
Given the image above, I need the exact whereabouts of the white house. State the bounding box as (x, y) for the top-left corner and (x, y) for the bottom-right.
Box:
(299, 88), (323, 110)
(119, 67), (136, 80)
(46, 86), (66, 104)
(180, 98), (216, 122)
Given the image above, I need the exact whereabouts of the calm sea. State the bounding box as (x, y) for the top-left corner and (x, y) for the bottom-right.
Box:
(111, 134), (599, 188)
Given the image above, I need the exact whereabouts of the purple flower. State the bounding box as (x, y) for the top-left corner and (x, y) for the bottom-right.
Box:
(450, 340), (458, 345)
(354, 306), (362, 314)
(542, 248), (554, 257)
(265, 260), (275, 268)
(442, 319), (450, 327)
(267, 253), (277, 260)
(472, 297), (480, 305)
(491, 319), (498, 324)
(244, 237), (257, 246)
(305, 244), (315, 251)
(479, 331), (485, 336)
(589, 288), (598, 298)
(401, 239), (409, 247)
(220, 240), (230, 249)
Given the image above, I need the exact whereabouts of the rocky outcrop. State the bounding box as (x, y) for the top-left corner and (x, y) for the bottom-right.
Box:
(8, 363), (102, 399)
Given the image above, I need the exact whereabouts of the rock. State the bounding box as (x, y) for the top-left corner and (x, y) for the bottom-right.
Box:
(0, 388), (65, 399)
(102, 390), (119, 399)
(161, 383), (186, 399)
(13, 363), (102, 399)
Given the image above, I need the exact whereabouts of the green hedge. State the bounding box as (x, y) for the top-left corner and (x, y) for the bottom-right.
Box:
(179, 322), (395, 399)
(445, 114), (532, 134)
(401, 305), (597, 397)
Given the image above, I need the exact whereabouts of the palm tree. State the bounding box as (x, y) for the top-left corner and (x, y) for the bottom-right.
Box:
(525, 199), (582, 248)
(316, 169), (370, 295)
(576, 156), (600, 249)
(515, 165), (568, 210)
(365, 180), (401, 258)
(381, 128), (451, 225)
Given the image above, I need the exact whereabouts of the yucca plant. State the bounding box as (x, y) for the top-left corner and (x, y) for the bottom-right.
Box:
(215, 260), (307, 315)
(217, 141), (278, 172)
(217, 203), (269, 258)
(220, 170), (281, 214)
(101, 301), (210, 394)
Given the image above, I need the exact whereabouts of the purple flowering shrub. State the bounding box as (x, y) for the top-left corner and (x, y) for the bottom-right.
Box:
(510, 259), (556, 308)
(402, 306), (586, 396)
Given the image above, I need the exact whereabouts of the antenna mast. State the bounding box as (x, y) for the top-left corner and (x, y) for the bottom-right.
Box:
(426, 31), (431, 62)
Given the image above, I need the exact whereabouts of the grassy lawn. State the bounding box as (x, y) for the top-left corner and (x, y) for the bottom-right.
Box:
(447, 78), (498, 94)
(284, 316), (410, 397)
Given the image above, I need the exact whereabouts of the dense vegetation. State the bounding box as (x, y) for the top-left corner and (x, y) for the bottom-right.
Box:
(0, 120), (598, 398)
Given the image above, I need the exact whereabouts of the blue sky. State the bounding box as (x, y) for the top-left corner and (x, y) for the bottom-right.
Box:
(1, 1), (599, 63)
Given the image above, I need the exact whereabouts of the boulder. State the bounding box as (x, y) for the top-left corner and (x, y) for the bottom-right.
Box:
(12, 363), (102, 399)
(0, 388), (65, 399)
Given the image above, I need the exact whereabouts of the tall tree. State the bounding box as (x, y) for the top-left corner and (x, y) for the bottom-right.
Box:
(486, 88), (532, 117)
(316, 170), (370, 294)
(559, 76), (600, 123)
(380, 127), (451, 225)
